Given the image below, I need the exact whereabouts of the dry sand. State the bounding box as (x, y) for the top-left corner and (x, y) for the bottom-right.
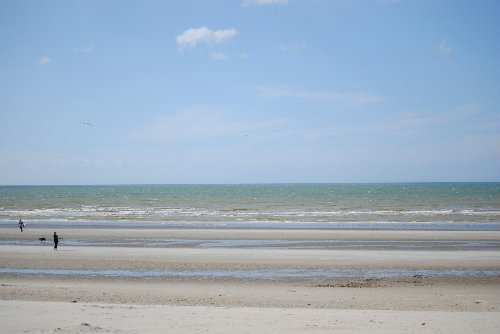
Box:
(1, 228), (499, 333)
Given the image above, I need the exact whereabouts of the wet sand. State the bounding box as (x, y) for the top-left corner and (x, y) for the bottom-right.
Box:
(3, 227), (500, 242)
(1, 228), (499, 333)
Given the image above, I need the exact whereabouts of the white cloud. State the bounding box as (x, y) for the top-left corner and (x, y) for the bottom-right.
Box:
(437, 40), (452, 53)
(212, 52), (229, 61)
(38, 56), (51, 65)
(256, 85), (385, 106)
(242, 0), (288, 5)
(176, 26), (238, 50)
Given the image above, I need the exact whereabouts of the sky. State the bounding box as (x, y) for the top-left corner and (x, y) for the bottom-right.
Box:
(0, 0), (499, 185)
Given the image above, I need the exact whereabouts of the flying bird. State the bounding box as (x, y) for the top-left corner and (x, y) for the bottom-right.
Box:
(80, 121), (93, 127)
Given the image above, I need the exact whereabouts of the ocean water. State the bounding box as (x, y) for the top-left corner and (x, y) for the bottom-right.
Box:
(1, 183), (499, 229)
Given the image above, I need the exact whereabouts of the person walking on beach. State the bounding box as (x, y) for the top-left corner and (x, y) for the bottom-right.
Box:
(18, 219), (25, 232)
(53, 232), (60, 250)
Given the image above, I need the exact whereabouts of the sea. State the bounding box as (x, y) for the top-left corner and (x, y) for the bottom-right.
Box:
(1, 183), (499, 230)
(2, 183), (500, 280)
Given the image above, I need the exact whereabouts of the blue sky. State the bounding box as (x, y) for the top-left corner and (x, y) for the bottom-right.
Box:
(0, 0), (499, 184)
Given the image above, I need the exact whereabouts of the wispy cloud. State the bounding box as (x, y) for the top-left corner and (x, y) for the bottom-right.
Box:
(437, 40), (452, 53)
(295, 104), (487, 145)
(73, 45), (95, 53)
(211, 52), (248, 61)
(280, 42), (306, 53)
(242, 0), (288, 6)
(176, 26), (238, 51)
(212, 52), (229, 61)
(132, 107), (285, 143)
(256, 85), (386, 106)
(38, 56), (51, 65)
(357, 104), (484, 138)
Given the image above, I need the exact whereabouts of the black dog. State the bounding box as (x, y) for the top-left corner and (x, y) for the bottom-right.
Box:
(39, 237), (46, 241)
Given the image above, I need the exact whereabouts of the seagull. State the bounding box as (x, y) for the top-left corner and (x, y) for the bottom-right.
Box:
(80, 121), (93, 127)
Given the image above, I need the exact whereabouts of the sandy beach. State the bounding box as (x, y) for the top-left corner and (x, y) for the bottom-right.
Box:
(1, 228), (499, 333)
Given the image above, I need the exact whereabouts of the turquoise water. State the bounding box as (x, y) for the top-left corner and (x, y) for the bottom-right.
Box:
(1, 183), (499, 227)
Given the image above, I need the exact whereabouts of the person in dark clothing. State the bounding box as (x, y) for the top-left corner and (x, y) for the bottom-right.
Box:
(53, 232), (59, 250)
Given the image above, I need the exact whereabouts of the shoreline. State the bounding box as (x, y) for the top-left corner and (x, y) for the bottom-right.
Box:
(1, 227), (499, 333)
(3, 226), (500, 239)
(2, 228), (500, 253)
(2, 227), (500, 251)
(2, 220), (500, 231)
